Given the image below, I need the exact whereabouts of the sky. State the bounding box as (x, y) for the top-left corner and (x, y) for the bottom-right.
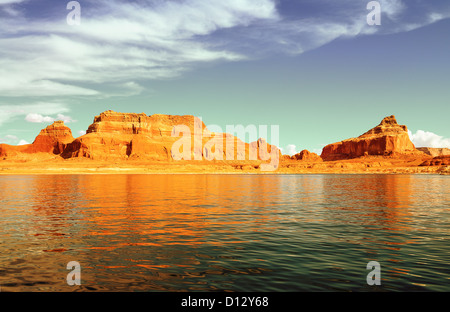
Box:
(0, 0), (449, 155)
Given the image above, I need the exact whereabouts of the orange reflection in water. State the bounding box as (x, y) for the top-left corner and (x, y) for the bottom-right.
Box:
(321, 174), (414, 230)
(364, 174), (413, 229)
(1, 174), (449, 291)
(76, 174), (284, 249)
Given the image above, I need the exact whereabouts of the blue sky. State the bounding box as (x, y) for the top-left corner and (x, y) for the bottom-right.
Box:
(0, 0), (449, 154)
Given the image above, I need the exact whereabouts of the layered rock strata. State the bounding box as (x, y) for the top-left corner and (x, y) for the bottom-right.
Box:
(321, 115), (420, 161)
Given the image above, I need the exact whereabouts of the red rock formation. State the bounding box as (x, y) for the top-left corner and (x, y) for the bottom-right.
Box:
(85, 110), (199, 136)
(321, 115), (419, 161)
(292, 150), (322, 162)
(0, 144), (16, 157)
(62, 111), (281, 165)
(0, 121), (73, 157)
(62, 111), (203, 160)
(417, 147), (450, 157)
(2, 112), (446, 173)
(420, 155), (450, 166)
(27, 121), (74, 154)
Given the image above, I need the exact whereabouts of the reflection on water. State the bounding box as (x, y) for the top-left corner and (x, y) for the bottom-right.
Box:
(0, 174), (449, 291)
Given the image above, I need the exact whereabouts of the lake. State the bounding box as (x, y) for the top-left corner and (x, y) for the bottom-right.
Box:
(0, 174), (449, 292)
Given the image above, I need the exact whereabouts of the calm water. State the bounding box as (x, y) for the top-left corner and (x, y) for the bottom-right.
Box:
(0, 174), (449, 292)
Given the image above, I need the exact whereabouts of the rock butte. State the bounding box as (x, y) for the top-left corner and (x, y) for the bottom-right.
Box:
(59, 110), (280, 163)
(0, 112), (448, 174)
(0, 121), (74, 156)
(321, 115), (421, 161)
(292, 150), (322, 162)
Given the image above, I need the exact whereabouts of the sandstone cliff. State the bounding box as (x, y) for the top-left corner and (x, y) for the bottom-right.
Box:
(321, 115), (420, 161)
(61, 111), (280, 164)
(420, 155), (450, 166)
(292, 150), (322, 162)
(0, 121), (73, 157)
(62, 111), (200, 160)
(417, 147), (450, 157)
(3, 112), (445, 174)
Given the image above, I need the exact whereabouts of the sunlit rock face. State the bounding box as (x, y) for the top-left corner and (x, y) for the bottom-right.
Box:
(321, 115), (419, 161)
(62, 110), (280, 163)
(0, 121), (74, 156)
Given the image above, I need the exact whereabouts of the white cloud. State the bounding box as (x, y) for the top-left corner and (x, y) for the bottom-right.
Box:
(0, 0), (26, 4)
(78, 130), (86, 136)
(0, 0), (28, 5)
(408, 130), (450, 148)
(280, 144), (298, 156)
(56, 114), (76, 123)
(25, 113), (55, 124)
(0, 102), (70, 126)
(0, 134), (17, 144)
(25, 113), (76, 124)
(378, 0), (405, 19)
(238, 0), (450, 58)
(312, 148), (323, 156)
(0, 134), (29, 145)
(0, 0), (277, 97)
(0, 0), (27, 16)
(0, 0), (447, 98)
(5, 134), (17, 140)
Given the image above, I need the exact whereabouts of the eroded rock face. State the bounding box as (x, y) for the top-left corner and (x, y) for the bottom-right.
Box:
(292, 150), (322, 162)
(28, 121), (74, 154)
(85, 110), (203, 137)
(0, 121), (73, 157)
(63, 111), (206, 160)
(420, 155), (450, 166)
(0, 144), (16, 157)
(321, 115), (418, 161)
(417, 148), (450, 158)
(62, 111), (280, 163)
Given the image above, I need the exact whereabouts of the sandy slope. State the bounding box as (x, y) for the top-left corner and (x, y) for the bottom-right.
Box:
(1, 155), (448, 175)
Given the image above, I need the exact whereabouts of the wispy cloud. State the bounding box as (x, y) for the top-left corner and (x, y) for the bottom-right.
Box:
(0, 0), (277, 97)
(0, 0), (27, 4)
(0, 0), (448, 98)
(0, 134), (17, 144)
(0, 0), (28, 17)
(0, 134), (29, 145)
(224, 0), (450, 57)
